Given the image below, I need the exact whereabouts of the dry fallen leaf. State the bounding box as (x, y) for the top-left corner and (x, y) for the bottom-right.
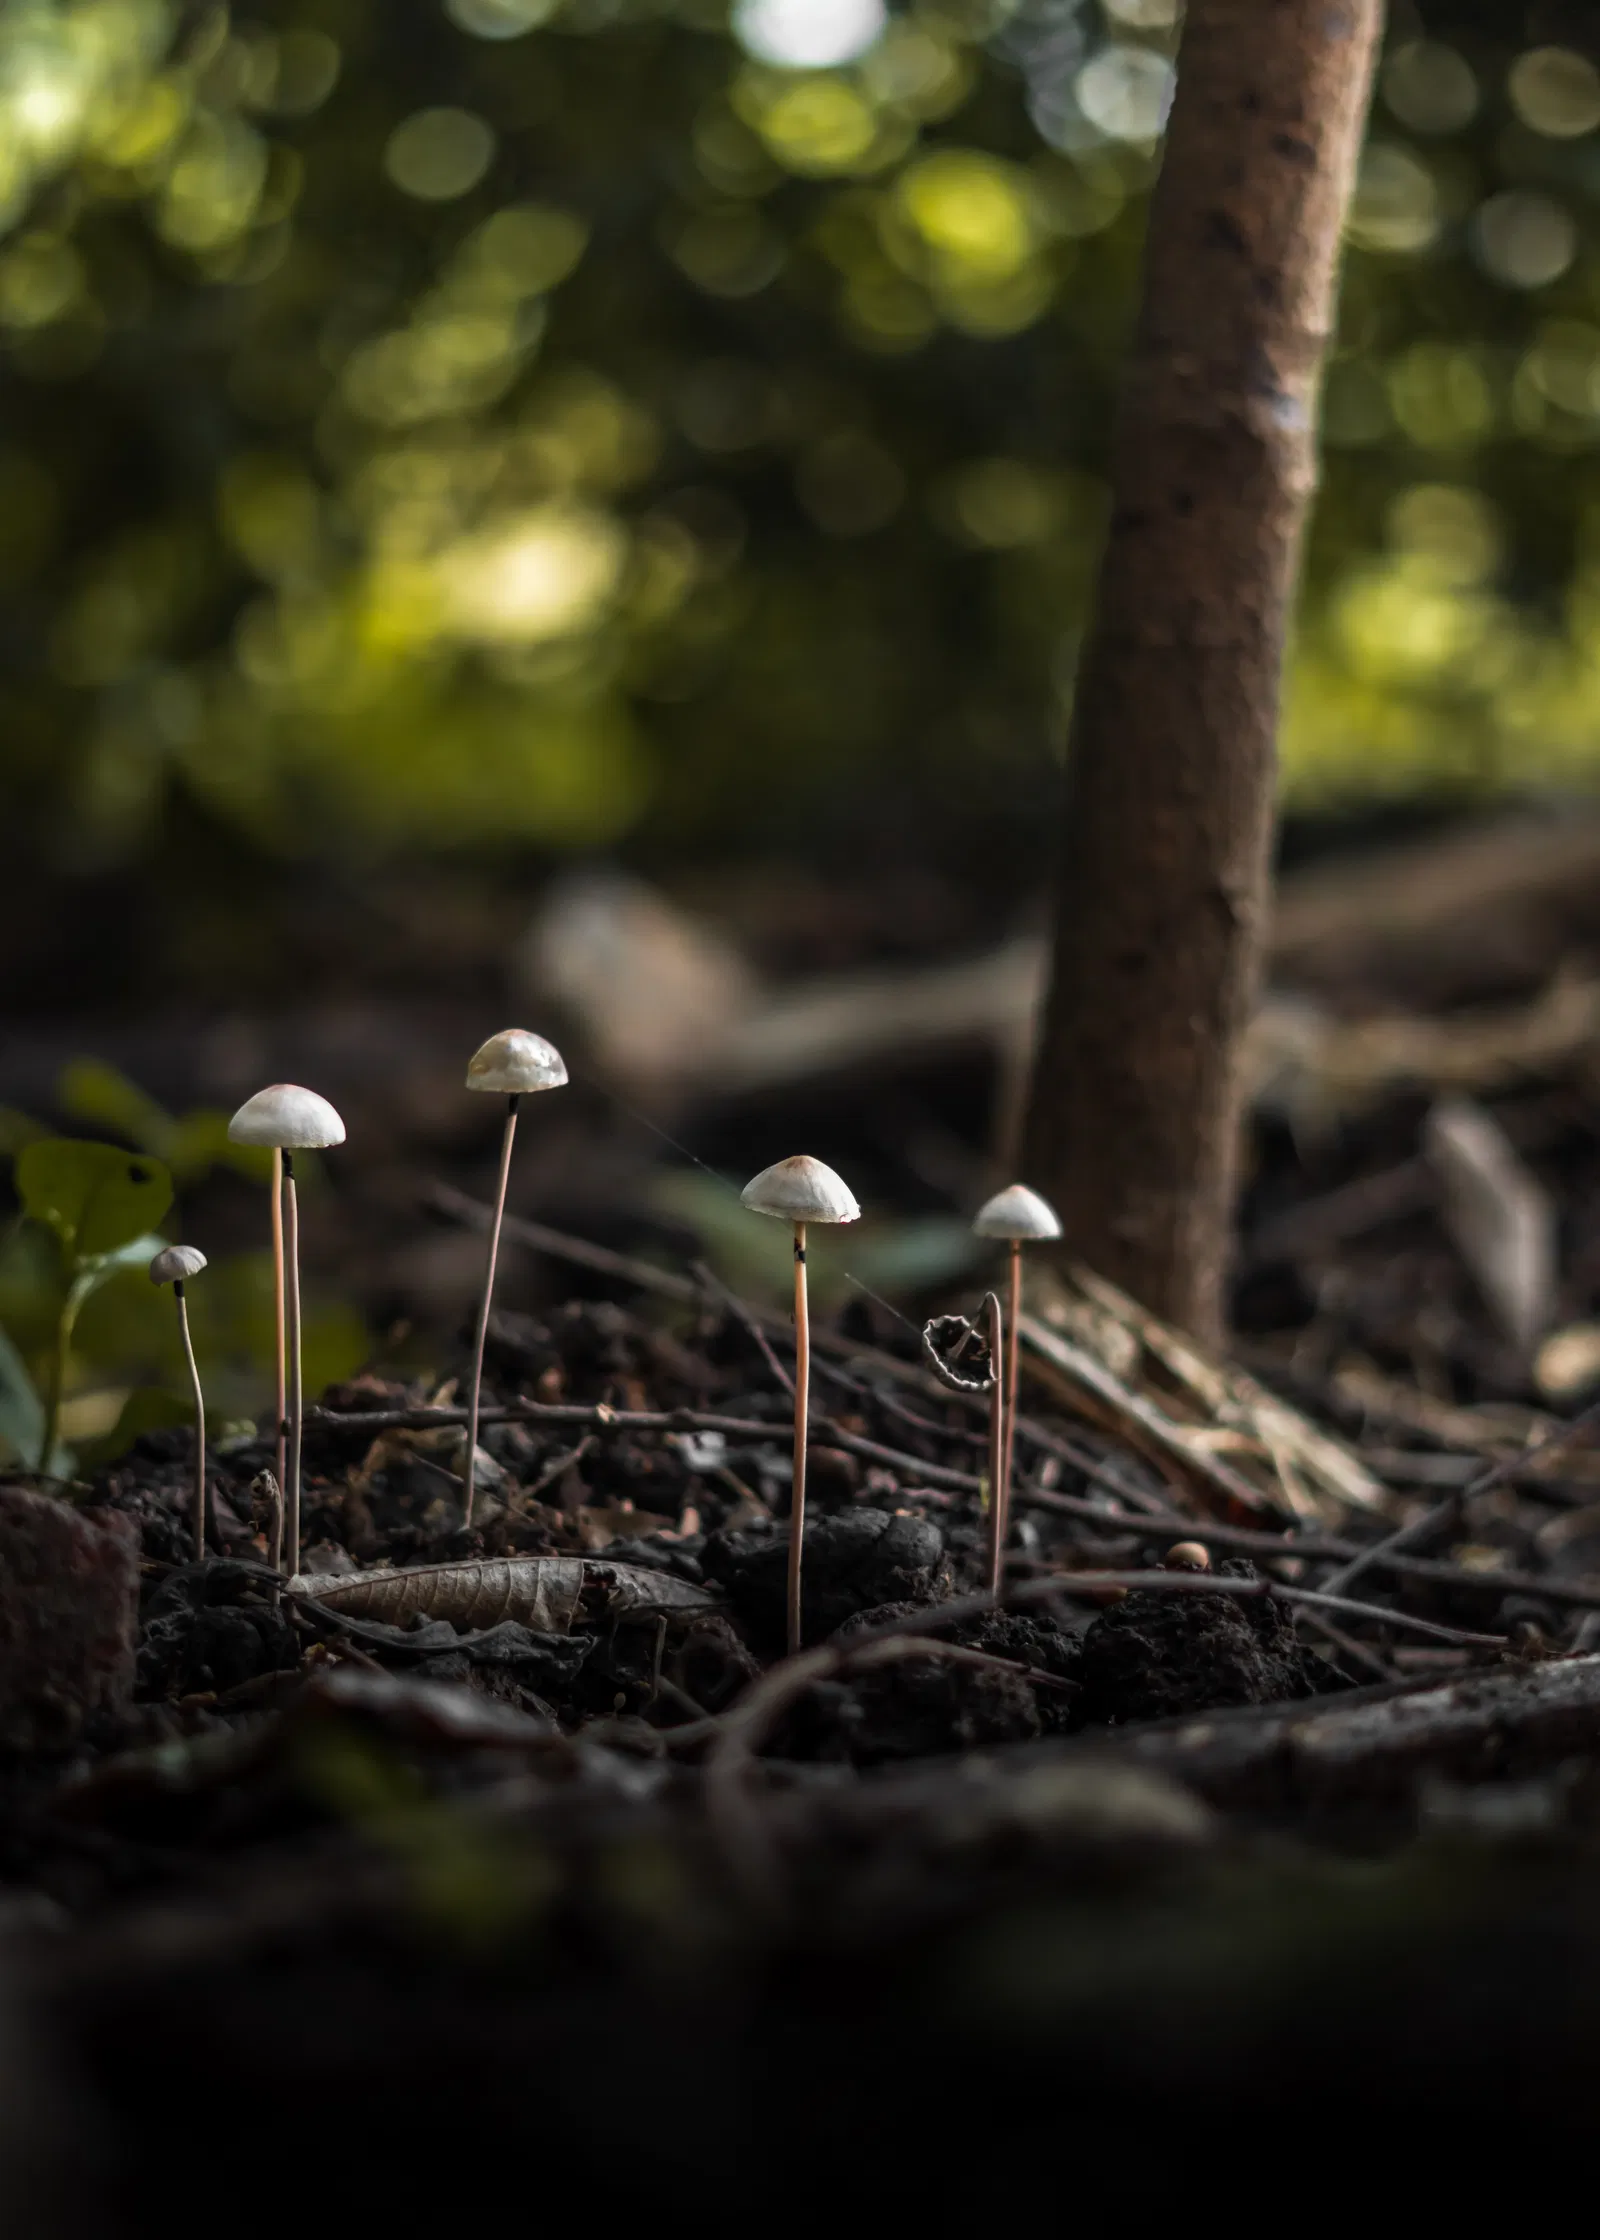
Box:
(292, 1555), (714, 1632)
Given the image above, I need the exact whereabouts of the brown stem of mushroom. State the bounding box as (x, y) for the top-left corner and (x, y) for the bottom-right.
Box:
(270, 1145), (286, 1546)
(788, 1221), (809, 1657)
(174, 1280), (206, 1561)
(464, 1092), (520, 1529)
(1003, 1239), (1021, 1550)
(282, 1151), (303, 1578)
(986, 1289), (1006, 1595)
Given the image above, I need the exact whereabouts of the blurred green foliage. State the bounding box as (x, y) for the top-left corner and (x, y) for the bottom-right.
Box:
(3, 0), (1600, 892)
(0, 1065), (368, 1472)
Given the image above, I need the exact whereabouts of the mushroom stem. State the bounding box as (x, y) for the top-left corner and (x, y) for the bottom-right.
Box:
(270, 1145), (287, 1545)
(986, 1288), (1006, 1594)
(788, 1219), (810, 1656)
(282, 1151), (304, 1578)
(1003, 1237), (1022, 1549)
(173, 1280), (207, 1560)
(464, 1092), (520, 1529)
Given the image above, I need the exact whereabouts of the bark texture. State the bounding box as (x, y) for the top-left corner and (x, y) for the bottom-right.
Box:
(1023, 0), (1384, 1343)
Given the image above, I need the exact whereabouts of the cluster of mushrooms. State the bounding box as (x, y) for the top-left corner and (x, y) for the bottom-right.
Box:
(152, 1027), (1062, 1654)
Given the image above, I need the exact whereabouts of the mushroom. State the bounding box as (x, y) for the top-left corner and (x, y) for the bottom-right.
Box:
(971, 1182), (1062, 1580)
(462, 1029), (568, 1527)
(740, 1154), (860, 1653)
(227, 1085), (346, 1575)
(149, 1244), (209, 1561)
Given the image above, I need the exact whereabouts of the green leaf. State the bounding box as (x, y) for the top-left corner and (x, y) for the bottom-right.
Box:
(16, 1139), (175, 1266)
(56, 1061), (175, 1159)
(77, 1385), (191, 1468)
(0, 1322), (43, 1467)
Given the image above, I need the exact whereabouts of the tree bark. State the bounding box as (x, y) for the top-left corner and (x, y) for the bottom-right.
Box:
(1023, 0), (1384, 1345)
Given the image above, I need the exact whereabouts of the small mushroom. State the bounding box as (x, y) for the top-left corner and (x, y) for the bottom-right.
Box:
(972, 1183), (1061, 1590)
(150, 1244), (209, 1560)
(740, 1155), (860, 1654)
(1164, 1541), (1212, 1572)
(227, 1086), (346, 1575)
(462, 1030), (568, 1527)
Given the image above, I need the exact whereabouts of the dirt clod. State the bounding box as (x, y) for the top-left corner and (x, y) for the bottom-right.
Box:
(702, 1507), (948, 1653)
(1075, 1561), (1311, 1726)
(0, 1487), (139, 1751)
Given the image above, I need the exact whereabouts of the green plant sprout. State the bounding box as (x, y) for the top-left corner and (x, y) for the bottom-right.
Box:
(149, 1244), (209, 1559)
(461, 1029), (568, 1529)
(13, 1138), (174, 1475)
(739, 1155), (860, 1655)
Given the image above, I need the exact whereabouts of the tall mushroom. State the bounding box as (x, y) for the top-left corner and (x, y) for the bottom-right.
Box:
(739, 1154), (860, 1654)
(227, 1085), (346, 1576)
(972, 1183), (1061, 1576)
(149, 1244), (209, 1561)
(462, 1028), (568, 1527)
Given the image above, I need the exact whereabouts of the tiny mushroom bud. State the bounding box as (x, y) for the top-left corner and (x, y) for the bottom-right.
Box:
(740, 1155), (860, 1227)
(466, 1028), (568, 1096)
(740, 1156), (859, 1654)
(971, 1183), (1063, 1244)
(150, 1244), (209, 1558)
(1164, 1541), (1212, 1572)
(227, 1085), (346, 1577)
(461, 1029), (569, 1528)
(149, 1244), (208, 1287)
(972, 1182), (1062, 1597)
(226, 1084), (347, 1150)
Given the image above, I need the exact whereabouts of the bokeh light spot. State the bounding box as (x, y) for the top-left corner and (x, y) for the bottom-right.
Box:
(1381, 41), (1478, 134)
(1509, 47), (1600, 139)
(385, 107), (496, 201)
(1074, 45), (1174, 144)
(734, 0), (887, 71)
(1388, 483), (1501, 585)
(1472, 191), (1577, 290)
(1347, 144), (1439, 254)
(265, 29), (340, 115)
(1388, 342), (1494, 449)
(445, 0), (559, 37)
(440, 508), (626, 644)
(939, 458), (1062, 548)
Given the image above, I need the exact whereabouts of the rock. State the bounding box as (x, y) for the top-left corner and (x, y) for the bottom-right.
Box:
(0, 1487), (138, 1750)
(703, 1507), (947, 1653)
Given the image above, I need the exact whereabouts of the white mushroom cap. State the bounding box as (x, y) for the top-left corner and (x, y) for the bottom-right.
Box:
(149, 1244), (207, 1286)
(741, 1155), (859, 1225)
(465, 1028), (568, 1096)
(972, 1183), (1062, 1242)
(227, 1084), (347, 1150)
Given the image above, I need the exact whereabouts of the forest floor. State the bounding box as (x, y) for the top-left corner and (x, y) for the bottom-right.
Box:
(10, 810), (1600, 2228)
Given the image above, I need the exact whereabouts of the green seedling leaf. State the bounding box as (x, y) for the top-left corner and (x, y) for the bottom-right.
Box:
(0, 1323), (74, 1476)
(77, 1385), (191, 1468)
(57, 1061), (175, 1160)
(0, 1106), (48, 1157)
(75, 1231), (168, 1290)
(56, 1064), (272, 1186)
(16, 1139), (174, 1264)
(0, 1322), (43, 1467)
(166, 1108), (274, 1185)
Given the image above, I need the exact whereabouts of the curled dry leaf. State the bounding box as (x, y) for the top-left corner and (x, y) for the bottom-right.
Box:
(293, 1555), (715, 1633)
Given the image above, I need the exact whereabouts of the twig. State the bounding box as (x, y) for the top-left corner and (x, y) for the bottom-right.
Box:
(692, 1259), (795, 1399)
(521, 1436), (595, 1506)
(1321, 1390), (1600, 1599)
(1014, 1479), (1600, 1614)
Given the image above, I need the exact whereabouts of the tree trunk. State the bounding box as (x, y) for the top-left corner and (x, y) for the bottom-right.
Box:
(1023, 0), (1384, 1346)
